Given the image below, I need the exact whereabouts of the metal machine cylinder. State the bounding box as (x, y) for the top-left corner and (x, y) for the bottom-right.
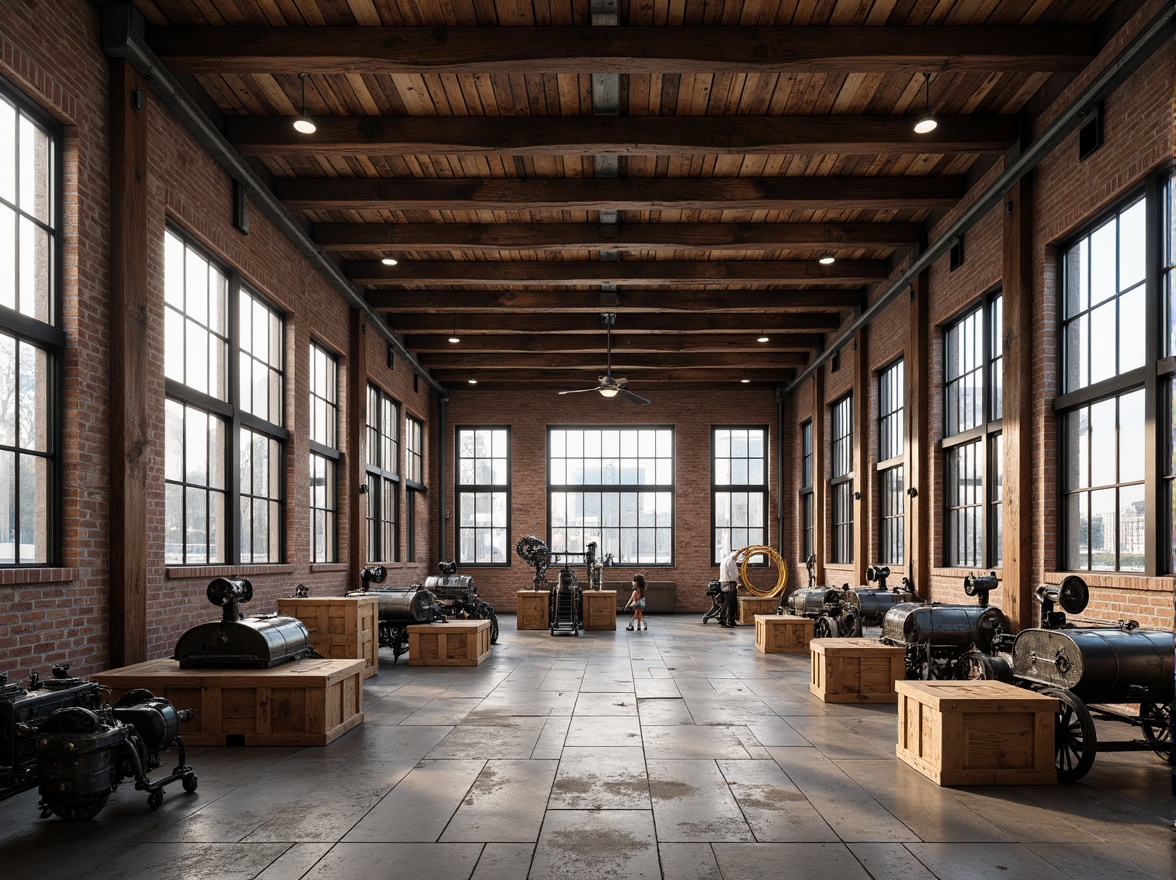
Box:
(785, 587), (844, 618)
(1011, 627), (1175, 695)
(365, 588), (439, 623)
(844, 584), (917, 627)
(881, 603), (1008, 653)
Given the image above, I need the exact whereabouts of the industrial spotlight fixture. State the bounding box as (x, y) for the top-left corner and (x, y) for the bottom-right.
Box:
(293, 73), (316, 134)
(914, 73), (938, 134)
(381, 256), (399, 266)
(818, 254), (836, 265)
(448, 318), (460, 344)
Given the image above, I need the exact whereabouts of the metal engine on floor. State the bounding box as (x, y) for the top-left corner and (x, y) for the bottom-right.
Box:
(173, 577), (319, 669)
(348, 565), (445, 662)
(0, 666), (197, 820)
(423, 561), (499, 645)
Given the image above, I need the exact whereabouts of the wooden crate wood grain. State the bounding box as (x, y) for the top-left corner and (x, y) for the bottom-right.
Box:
(516, 590), (550, 630)
(754, 614), (813, 654)
(407, 619), (492, 666)
(738, 595), (780, 625)
(894, 680), (1056, 786)
(583, 590), (617, 630)
(277, 595), (379, 679)
(809, 638), (906, 703)
(94, 657), (364, 746)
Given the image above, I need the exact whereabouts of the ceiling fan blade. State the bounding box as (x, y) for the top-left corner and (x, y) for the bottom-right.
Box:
(619, 387), (652, 405)
(558, 386), (605, 395)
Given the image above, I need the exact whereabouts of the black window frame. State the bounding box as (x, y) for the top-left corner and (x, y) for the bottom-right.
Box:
(799, 419), (813, 561)
(308, 340), (339, 564)
(405, 414), (425, 564)
(711, 425), (768, 564)
(878, 359), (905, 566)
(456, 425), (511, 566)
(830, 394), (853, 564)
(0, 79), (64, 567)
(365, 383), (400, 565)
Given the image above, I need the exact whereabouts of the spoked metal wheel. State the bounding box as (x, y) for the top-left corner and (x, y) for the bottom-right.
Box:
(486, 610), (500, 645)
(813, 615), (840, 639)
(1139, 701), (1172, 759)
(1043, 687), (1096, 782)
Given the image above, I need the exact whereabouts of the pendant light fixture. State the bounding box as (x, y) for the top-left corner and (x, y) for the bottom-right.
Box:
(448, 318), (460, 344)
(913, 73), (938, 134)
(818, 254), (836, 265)
(381, 256), (399, 266)
(293, 73), (317, 134)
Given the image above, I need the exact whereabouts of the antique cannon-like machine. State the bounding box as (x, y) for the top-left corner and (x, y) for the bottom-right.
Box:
(779, 554), (848, 637)
(840, 565), (918, 636)
(173, 576), (319, 668)
(423, 561), (499, 645)
(880, 573), (1009, 680)
(348, 565), (444, 662)
(1002, 575), (1175, 781)
(1, 666), (197, 820)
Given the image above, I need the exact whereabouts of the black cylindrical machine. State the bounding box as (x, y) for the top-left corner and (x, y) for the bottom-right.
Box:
(173, 577), (316, 669)
(1011, 627), (1175, 698)
(843, 587), (917, 630)
(348, 566), (443, 661)
(785, 586), (845, 618)
(423, 561), (499, 644)
(882, 603), (1008, 653)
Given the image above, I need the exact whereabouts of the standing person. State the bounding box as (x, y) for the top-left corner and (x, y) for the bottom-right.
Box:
(719, 548), (742, 627)
(624, 573), (647, 631)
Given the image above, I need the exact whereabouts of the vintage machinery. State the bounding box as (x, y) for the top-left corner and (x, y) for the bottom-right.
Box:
(173, 577), (318, 669)
(548, 559), (583, 636)
(702, 579), (725, 624)
(841, 565), (918, 636)
(348, 565), (444, 662)
(785, 583), (852, 637)
(1, 666), (196, 820)
(516, 534), (553, 590)
(424, 561), (499, 645)
(1001, 575), (1175, 781)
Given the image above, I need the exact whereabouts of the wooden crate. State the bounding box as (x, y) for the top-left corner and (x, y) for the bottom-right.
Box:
(754, 614), (813, 654)
(408, 619), (492, 666)
(738, 595), (780, 625)
(516, 590), (549, 630)
(277, 595), (379, 679)
(95, 658), (364, 747)
(895, 680), (1056, 786)
(810, 638), (906, 703)
(583, 590), (617, 630)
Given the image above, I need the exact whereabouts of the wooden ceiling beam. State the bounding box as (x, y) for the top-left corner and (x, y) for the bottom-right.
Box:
(418, 351), (809, 369)
(277, 176), (963, 211)
(387, 313), (843, 333)
(349, 259), (886, 285)
(228, 116), (1018, 156)
(148, 26), (1095, 75)
(366, 288), (860, 312)
(405, 333), (825, 352)
(314, 220), (922, 252)
(431, 368), (794, 384)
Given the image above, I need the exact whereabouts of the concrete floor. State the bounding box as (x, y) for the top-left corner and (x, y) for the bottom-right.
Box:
(1, 614), (1172, 879)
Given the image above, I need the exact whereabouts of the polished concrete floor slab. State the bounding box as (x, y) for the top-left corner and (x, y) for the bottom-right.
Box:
(0, 614), (1171, 879)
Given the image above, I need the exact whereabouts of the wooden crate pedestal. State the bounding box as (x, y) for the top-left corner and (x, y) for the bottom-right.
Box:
(277, 595), (379, 679)
(894, 680), (1056, 786)
(738, 595), (780, 625)
(95, 658), (364, 747)
(810, 638), (905, 703)
(754, 615), (813, 654)
(516, 590), (550, 630)
(583, 590), (617, 630)
(408, 620), (492, 666)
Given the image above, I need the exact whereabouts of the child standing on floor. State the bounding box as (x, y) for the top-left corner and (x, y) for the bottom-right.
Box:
(624, 573), (647, 631)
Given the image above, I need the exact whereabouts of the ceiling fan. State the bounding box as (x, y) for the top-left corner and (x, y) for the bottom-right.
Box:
(558, 314), (651, 405)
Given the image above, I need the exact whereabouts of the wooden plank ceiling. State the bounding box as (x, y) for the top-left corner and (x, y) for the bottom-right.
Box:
(135, 0), (1120, 396)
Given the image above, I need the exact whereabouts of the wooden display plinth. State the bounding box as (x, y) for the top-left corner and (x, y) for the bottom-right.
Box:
(95, 658), (364, 747)
(408, 619), (492, 666)
(738, 595), (780, 625)
(516, 590), (550, 630)
(895, 680), (1056, 786)
(810, 638), (905, 703)
(754, 614), (813, 654)
(583, 590), (617, 630)
(277, 595), (379, 679)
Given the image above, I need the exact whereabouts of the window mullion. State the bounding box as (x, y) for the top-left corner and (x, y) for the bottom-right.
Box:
(227, 274), (242, 565)
(1142, 172), (1161, 575)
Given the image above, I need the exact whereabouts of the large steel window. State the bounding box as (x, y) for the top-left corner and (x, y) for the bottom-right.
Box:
(308, 342), (338, 563)
(1060, 177), (1173, 574)
(1166, 177), (1176, 574)
(365, 384), (399, 564)
(799, 420), (813, 561)
(549, 427), (673, 565)
(164, 229), (287, 565)
(0, 83), (62, 565)
(830, 395), (853, 564)
(405, 415), (424, 563)
(457, 427), (509, 565)
(943, 293), (1003, 567)
(878, 360), (905, 565)
(712, 426), (767, 562)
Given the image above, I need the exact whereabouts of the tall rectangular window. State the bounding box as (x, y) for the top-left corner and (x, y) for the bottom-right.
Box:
(365, 384), (399, 563)
(712, 426), (767, 562)
(1166, 177), (1176, 573)
(830, 396), (853, 564)
(457, 427), (509, 565)
(164, 229), (287, 565)
(943, 293), (1003, 567)
(308, 341), (338, 563)
(1060, 185), (1167, 573)
(0, 82), (61, 565)
(549, 427), (673, 565)
(405, 415), (424, 563)
(799, 420), (813, 561)
(878, 360), (905, 565)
